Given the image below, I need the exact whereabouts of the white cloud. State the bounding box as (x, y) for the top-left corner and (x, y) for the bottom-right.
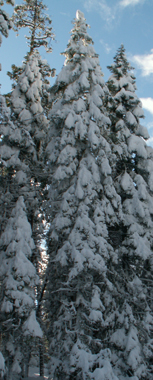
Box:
(141, 97), (153, 115)
(100, 39), (112, 54)
(60, 12), (70, 16)
(132, 49), (153, 76)
(119, 0), (144, 7)
(84, 0), (115, 23)
(83, 0), (146, 24)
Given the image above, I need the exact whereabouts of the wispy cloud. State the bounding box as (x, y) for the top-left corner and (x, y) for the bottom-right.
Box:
(84, 0), (146, 25)
(60, 12), (70, 17)
(100, 39), (112, 54)
(83, 0), (145, 24)
(132, 49), (153, 76)
(141, 97), (153, 115)
(84, 0), (115, 23)
(119, 0), (144, 7)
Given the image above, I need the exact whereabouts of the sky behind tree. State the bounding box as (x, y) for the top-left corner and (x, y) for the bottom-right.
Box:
(1, 0), (153, 144)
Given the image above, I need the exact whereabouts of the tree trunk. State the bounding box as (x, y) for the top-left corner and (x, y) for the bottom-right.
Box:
(24, 351), (31, 378)
(39, 338), (44, 377)
(7, 356), (13, 380)
(30, 0), (38, 55)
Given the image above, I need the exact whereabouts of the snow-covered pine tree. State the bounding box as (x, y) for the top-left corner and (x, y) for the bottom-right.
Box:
(105, 44), (153, 378)
(0, 196), (42, 380)
(6, 60), (53, 276)
(0, 2), (51, 376)
(0, 95), (43, 379)
(107, 44), (149, 144)
(7, 0), (55, 232)
(3, 1), (55, 374)
(9, 51), (50, 289)
(45, 10), (124, 380)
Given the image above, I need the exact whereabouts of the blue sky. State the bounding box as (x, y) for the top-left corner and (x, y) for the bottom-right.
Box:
(1, 0), (153, 144)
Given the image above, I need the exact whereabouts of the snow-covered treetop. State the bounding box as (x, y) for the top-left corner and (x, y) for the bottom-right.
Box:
(108, 44), (134, 80)
(76, 10), (85, 20)
(11, 0), (54, 55)
(107, 44), (137, 101)
(48, 8), (110, 157)
(50, 8), (107, 106)
(62, 9), (93, 67)
(48, 9), (111, 167)
(107, 44), (148, 140)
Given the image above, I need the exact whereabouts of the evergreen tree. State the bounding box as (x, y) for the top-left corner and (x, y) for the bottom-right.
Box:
(1, 1), (55, 374)
(9, 50), (50, 282)
(10, 54), (51, 375)
(0, 2), (52, 376)
(107, 44), (149, 144)
(45, 10), (122, 380)
(105, 45), (153, 379)
(0, 95), (42, 379)
(0, 196), (42, 379)
(45, 17), (153, 380)
(0, 53), (49, 376)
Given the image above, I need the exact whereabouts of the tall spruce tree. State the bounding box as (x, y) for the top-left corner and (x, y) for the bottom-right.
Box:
(45, 10), (123, 380)
(10, 57), (50, 375)
(0, 95), (43, 379)
(0, 1), (53, 376)
(1, 52), (49, 377)
(9, 49), (50, 286)
(105, 45), (153, 379)
(45, 17), (153, 380)
(5, 1), (55, 374)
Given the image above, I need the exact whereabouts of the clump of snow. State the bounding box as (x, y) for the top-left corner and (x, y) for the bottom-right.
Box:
(128, 135), (147, 158)
(23, 310), (43, 338)
(126, 111), (137, 126)
(121, 172), (134, 193)
(76, 10), (85, 20)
